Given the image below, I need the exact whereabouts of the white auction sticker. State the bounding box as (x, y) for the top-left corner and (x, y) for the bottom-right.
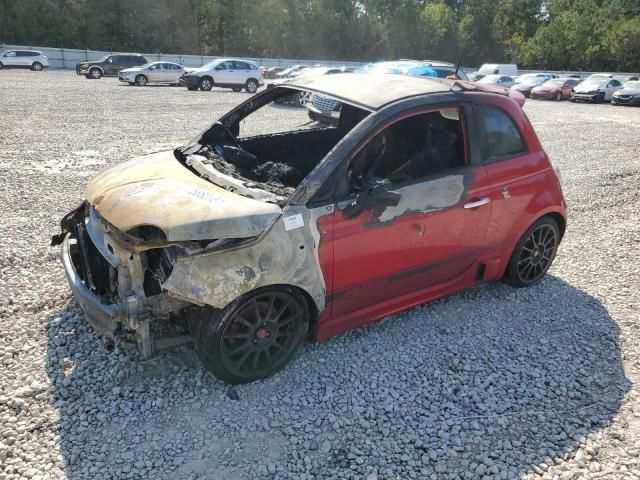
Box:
(283, 214), (304, 231)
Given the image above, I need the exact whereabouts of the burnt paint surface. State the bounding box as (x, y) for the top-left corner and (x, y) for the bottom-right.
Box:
(161, 205), (332, 312)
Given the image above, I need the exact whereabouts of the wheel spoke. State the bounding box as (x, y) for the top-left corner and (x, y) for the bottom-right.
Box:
(264, 348), (273, 367)
(235, 315), (254, 330)
(227, 342), (251, 356)
(252, 350), (261, 370)
(236, 349), (253, 370)
(278, 312), (301, 329)
(264, 295), (275, 322)
(252, 298), (263, 323)
(272, 301), (291, 322)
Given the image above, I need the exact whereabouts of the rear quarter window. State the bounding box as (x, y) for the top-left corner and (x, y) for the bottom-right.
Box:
(477, 105), (526, 161)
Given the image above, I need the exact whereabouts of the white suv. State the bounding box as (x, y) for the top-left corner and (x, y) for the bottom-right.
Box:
(179, 58), (264, 93)
(0, 50), (49, 71)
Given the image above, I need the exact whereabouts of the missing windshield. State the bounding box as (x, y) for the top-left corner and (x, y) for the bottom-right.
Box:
(178, 87), (370, 201)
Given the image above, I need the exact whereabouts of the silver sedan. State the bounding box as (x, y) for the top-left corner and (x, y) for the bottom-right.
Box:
(118, 62), (187, 86)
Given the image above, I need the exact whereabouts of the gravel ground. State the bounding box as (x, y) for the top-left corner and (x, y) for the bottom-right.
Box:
(1, 70), (639, 480)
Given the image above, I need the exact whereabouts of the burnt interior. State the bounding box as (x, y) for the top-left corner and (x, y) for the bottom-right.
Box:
(187, 90), (370, 196)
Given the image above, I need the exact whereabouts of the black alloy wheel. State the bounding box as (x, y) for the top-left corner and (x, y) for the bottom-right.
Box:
(505, 217), (560, 287)
(196, 288), (309, 384)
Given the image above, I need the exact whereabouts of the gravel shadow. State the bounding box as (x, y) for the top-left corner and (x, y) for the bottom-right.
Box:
(45, 275), (629, 479)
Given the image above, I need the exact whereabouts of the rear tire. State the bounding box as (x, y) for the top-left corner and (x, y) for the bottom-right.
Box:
(0, 62), (4, 70)
(31, 62), (43, 71)
(504, 216), (560, 288)
(195, 287), (310, 384)
(135, 74), (147, 86)
(199, 77), (213, 91)
(245, 78), (259, 93)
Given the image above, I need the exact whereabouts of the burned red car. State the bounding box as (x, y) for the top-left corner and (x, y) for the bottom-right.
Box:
(53, 74), (567, 384)
(531, 77), (580, 101)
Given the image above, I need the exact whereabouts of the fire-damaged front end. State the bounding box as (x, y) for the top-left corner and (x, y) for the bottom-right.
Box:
(54, 201), (201, 357)
(52, 146), (330, 359)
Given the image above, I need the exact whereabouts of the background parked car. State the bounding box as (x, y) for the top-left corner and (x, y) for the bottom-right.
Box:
(571, 76), (623, 102)
(611, 80), (640, 106)
(76, 54), (147, 79)
(530, 77), (580, 101)
(0, 50), (48, 71)
(476, 74), (515, 87)
(275, 65), (310, 79)
(263, 66), (285, 79)
(473, 63), (518, 80)
(356, 60), (438, 77)
(118, 61), (187, 86)
(179, 58), (263, 92)
(511, 74), (556, 97)
(419, 60), (469, 80)
(269, 66), (353, 106)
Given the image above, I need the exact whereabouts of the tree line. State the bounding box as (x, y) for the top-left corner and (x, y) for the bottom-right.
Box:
(1, 0), (639, 71)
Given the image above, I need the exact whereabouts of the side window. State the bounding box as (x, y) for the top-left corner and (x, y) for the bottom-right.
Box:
(348, 108), (466, 191)
(477, 105), (526, 161)
(234, 61), (250, 70)
(17, 51), (29, 57)
(610, 80), (621, 87)
(105, 56), (115, 64)
(5, 51), (17, 57)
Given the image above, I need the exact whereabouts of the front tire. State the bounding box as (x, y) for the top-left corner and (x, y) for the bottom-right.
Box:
(89, 68), (102, 79)
(31, 62), (43, 71)
(245, 78), (259, 93)
(135, 74), (147, 86)
(556, 91), (562, 101)
(195, 287), (310, 384)
(199, 77), (213, 91)
(504, 216), (560, 288)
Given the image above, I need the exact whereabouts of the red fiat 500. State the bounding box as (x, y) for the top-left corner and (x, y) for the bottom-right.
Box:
(53, 74), (567, 383)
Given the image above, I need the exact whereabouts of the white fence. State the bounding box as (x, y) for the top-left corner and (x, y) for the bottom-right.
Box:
(0, 44), (364, 70)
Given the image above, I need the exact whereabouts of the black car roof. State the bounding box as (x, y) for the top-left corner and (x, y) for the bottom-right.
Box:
(284, 73), (454, 111)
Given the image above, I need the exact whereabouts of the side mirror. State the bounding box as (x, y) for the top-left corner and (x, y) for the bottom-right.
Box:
(342, 180), (401, 220)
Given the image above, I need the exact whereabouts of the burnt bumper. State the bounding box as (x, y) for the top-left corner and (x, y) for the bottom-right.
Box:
(62, 233), (123, 338)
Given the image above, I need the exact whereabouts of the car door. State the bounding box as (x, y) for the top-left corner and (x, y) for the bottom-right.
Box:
(474, 100), (547, 264)
(16, 51), (32, 66)
(168, 64), (185, 83)
(102, 55), (117, 75)
(325, 106), (492, 319)
(213, 61), (234, 84)
(2, 51), (18, 66)
(606, 79), (622, 99)
(147, 63), (162, 82)
(234, 61), (253, 85)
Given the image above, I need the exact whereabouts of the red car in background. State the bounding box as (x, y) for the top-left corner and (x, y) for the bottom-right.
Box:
(54, 74), (567, 384)
(531, 78), (580, 100)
